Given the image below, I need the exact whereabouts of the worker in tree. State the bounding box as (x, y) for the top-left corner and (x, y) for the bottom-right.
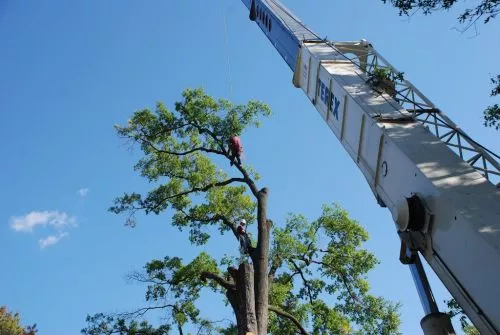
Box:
(237, 219), (251, 262)
(228, 134), (243, 166)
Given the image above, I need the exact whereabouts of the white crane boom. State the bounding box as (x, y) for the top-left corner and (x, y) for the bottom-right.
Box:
(239, 0), (500, 333)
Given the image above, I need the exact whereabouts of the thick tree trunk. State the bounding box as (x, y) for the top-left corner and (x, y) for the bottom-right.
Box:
(227, 290), (246, 335)
(226, 187), (271, 335)
(237, 263), (257, 334)
(227, 264), (258, 335)
(254, 187), (270, 335)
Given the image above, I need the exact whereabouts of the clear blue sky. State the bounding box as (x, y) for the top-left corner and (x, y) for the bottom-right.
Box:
(1, 0), (498, 334)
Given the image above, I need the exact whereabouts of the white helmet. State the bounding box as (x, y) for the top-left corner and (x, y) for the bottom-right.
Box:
(240, 219), (246, 225)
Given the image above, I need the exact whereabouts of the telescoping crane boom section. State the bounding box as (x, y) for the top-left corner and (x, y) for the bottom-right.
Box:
(239, 0), (500, 333)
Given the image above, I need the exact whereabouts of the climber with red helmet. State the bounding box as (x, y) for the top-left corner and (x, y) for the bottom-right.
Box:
(229, 135), (243, 166)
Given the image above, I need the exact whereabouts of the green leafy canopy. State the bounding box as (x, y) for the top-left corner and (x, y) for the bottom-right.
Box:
(268, 204), (401, 335)
(109, 88), (270, 242)
(83, 88), (400, 334)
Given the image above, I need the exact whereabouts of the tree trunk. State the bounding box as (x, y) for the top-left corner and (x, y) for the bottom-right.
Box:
(226, 289), (243, 335)
(227, 264), (258, 335)
(227, 187), (271, 335)
(254, 187), (270, 335)
(237, 263), (257, 335)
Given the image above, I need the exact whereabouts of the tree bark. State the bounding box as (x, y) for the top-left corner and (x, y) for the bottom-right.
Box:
(227, 265), (258, 335)
(253, 187), (270, 335)
(237, 263), (257, 334)
(204, 187), (271, 335)
(226, 289), (243, 334)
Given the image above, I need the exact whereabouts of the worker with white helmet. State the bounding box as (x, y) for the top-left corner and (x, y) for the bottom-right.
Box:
(237, 219), (251, 262)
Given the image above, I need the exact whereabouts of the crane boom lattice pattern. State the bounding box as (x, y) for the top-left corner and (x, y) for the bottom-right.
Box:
(335, 44), (500, 184)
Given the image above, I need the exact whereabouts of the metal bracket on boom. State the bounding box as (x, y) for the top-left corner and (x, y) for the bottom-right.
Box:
(393, 193), (434, 256)
(395, 196), (455, 334)
(399, 239), (417, 265)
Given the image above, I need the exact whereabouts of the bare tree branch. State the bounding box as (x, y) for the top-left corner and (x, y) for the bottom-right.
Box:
(195, 318), (233, 335)
(179, 209), (239, 239)
(309, 259), (363, 306)
(200, 271), (235, 291)
(126, 270), (170, 286)
(195, 127), (226, 151)
(187, 121), (261, 198)
(138, 115), (261, 199)
(143, 138), (225, 157)
(148, 177), (247, 213)
(119, 304), (186, 335)
(119, 304), (178, 319)
(290, 248), (365, 308)
(269, 305), (309, 335)
(117, 122), (191, 141)
(268, 254), (282, 281)
(177, 319), (184, 335)
(233, 163), (260, 198)
(289, 259), (314, 304)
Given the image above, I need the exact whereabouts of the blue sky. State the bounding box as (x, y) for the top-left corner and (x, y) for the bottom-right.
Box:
(0, 0), (498, 334)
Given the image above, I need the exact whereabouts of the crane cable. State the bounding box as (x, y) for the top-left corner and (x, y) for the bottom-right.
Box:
(222, 5), (234, 98)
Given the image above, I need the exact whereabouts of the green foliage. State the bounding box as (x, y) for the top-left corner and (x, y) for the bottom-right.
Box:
(144, 252), (220, 302)
(85, 89), (401, 334)
(110, 87), (270, 238)
(81, 314), (170, 335)
(83, 253), (221, 334)
(483, 104), (500, 130)
(381, 1), (499, 130)
(0, 306), (24, 335)
(369, 66), (404, 96)
(490, 75), (500, 97)
(86, 205), (400, 335)
(381, 0), (499, 24)
(372, 66), (404, 83)
(216, 324), (238, 334)
(0, 306), (37, 335)
(85, 204), (401, 334)
(445, 298), (479, 335)
(268, 204), (401, 334)
(483, 75), (500, 130)
(463, 325), (481, 335)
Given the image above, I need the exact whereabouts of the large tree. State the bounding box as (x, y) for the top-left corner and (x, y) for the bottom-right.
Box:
(83, 88), (400, 334)
(0, 306), (37, 335)
(381, 0), (499, 130)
